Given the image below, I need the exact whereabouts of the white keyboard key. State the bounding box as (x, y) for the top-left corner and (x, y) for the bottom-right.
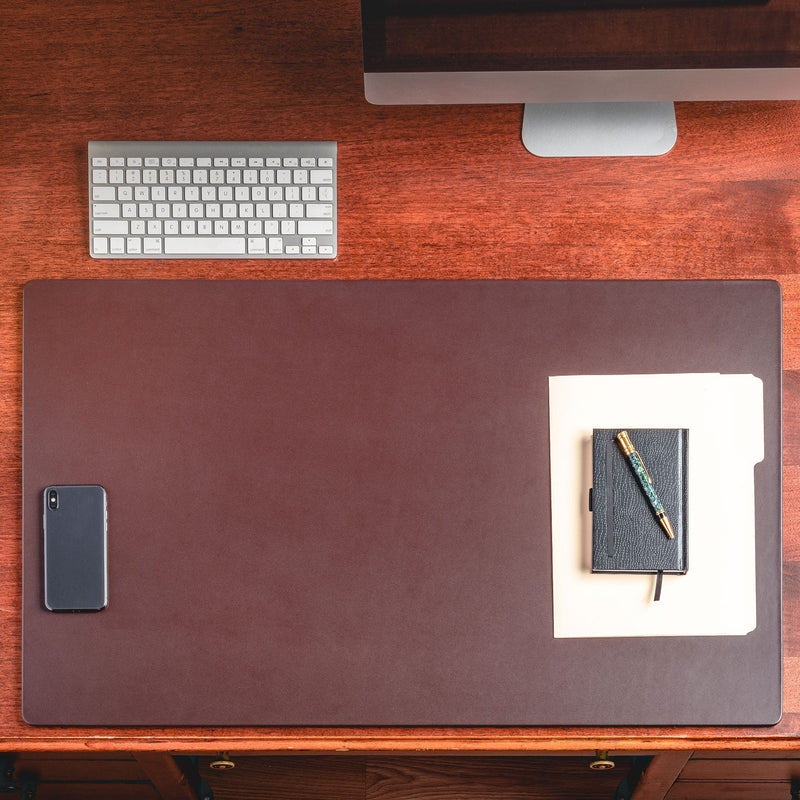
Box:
(93, 186), (117, 201)
(143, 237), (162, 254)
(268, 237), (283, 254)
(298, 220), (333, 235)
(319, 245), (334, 255)
(126, 237), (142, 253)
(310, 169), (333, 183)
(93, 237), (108, 253)
(94, 220), (128, 235)
(93, 203), (121, 218)
(164, 237), (247, 254)
(248, 237), (267, 254)
(306, 203), (333, 218)
(110, 237), (126, 253)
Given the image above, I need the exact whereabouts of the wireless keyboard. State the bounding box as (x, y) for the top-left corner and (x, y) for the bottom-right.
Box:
(88, 141), (336, 259)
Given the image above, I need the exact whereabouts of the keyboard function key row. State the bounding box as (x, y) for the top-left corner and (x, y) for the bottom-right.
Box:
(92, 156), (333, 168)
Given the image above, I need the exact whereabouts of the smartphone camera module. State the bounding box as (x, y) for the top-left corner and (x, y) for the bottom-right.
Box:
(47, 489), (58, 510)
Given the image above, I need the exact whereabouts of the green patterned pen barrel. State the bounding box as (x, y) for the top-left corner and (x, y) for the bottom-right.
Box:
(616, 430), (675, 539)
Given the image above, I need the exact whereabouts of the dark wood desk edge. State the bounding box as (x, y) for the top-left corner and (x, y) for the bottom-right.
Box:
(2, 729), (800, 754)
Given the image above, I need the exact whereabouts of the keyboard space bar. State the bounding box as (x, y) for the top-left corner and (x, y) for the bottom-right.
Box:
(164, 237), (246, 255)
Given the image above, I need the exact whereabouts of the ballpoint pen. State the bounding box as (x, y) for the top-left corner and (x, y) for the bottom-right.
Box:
(616, 430), (675, 539)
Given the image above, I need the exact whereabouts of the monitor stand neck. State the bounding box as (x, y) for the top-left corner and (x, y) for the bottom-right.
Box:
(522, 102), (677, 157)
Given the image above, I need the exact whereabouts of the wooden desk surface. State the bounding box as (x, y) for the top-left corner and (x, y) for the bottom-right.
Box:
(2, 0), (800, 754)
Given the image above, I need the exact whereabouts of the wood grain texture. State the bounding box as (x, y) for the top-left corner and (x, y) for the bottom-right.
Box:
(198, 756), (629, 800)
(2, 0), (800, 751)
(366, 757), (629, 800)
(199, 756), (365, 800)
(133, 754), (200, 800)
(9, 753), (164, 800)
(631, 753), (692, 800)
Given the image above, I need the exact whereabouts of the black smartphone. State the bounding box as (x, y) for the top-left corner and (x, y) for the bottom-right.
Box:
(43, 485), (108, 612)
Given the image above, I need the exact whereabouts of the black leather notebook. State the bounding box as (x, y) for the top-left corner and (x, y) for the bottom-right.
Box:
(591, 428), (688, 575)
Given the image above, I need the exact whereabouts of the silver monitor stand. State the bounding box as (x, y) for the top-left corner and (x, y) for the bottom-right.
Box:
(522, 101), (677, 157)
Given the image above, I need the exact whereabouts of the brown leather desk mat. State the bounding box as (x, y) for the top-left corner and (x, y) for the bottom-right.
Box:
(21, 280), (782, 726)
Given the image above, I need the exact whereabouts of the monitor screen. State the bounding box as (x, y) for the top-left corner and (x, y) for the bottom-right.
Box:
(361, 0), (800, 156)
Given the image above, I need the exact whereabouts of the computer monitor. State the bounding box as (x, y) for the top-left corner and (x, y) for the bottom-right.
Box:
(361, 0), (800, 157)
